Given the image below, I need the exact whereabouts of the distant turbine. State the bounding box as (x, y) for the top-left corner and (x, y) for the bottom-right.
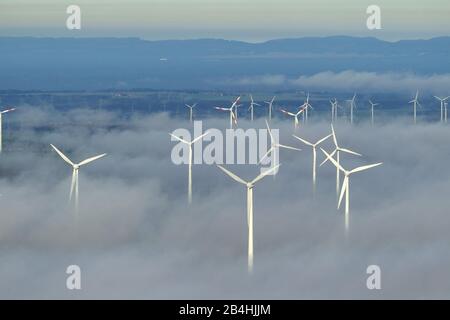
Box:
(264, 96), (276, 121)
(51, 144), (107, 215)
(345, 94), (357, 124)
(280, 106), (306, 129)
(368, 100), (379, 126)
(434, 96), (449, 123)
(215, 96), (240, 129)
(321, 148), (382, 233)
(185, 103), (197, 122)
(329, 99), (339, 123)
(320, 124), (362, 197)
(300, 93), (313, 123)
(409, 90), (422, 124)
(217, 164), (280, 273)
(248, 94), (261, 121)
(170, 131), (209, 204)
(259, 120), (301, 171)
(293, 133), (332, 188)
(0, 107), (16, 153)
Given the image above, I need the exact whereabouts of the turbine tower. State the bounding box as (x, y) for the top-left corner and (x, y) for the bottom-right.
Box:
(51, 144), (107, 216)
(264, 96), (276, 121)
(217, 164), (280, 273)
(169, 131), (209, 204)
(445, 102), (449, 123)
(409, 90), (422, 124)
(293, 133), (332, 189)
(0, 107), (16, 153)
(185, 103), (197, 122)
(321, 149), (382, 234)
(248, 94), (261, 121)
(320, 124), (361, 197)
(368, 100), (379, 126)
(346, 94), (357, 124)
(434, 96), (449, 123)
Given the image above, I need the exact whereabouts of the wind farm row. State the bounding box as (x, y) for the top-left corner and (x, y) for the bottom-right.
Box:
(180, 92), (450, 128)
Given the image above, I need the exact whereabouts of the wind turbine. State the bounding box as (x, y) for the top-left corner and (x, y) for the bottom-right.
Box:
(185, 103), (197, 122)
(368, 100), (379, 126)
(280, 106), (305, 129)
(409, 90), (422, 124)
(320, 124), (362, 197)
(300, 93), (313, 123)
(321, 148), (382, 233)
(169, 131), (209, 204)
(264, 96), (276, 121)
(346, 94), (357, 124)
(259, 120), (301, 171)
(215, 105), (237, 129)
(50, 144), (107, 215)
(434, 96), (449, 123)
(0, 107), (16, 153)
(293, 133), (332, 189)
(217, 164), (280, 273)
(248, 94), (261, 121)
(330, 99), (338, 123)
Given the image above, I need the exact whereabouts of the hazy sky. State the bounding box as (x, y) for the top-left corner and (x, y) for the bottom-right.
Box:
(0, 0), (449, 41)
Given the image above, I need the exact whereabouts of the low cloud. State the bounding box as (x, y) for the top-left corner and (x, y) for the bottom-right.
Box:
(217, 71), (450, 95)
(0, 106), (449, 299)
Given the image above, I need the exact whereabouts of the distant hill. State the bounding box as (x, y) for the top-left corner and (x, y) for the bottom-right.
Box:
(1, 36), (449, 90)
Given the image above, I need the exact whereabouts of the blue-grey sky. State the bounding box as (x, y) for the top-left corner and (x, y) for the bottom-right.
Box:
(0, 0), (449, 41)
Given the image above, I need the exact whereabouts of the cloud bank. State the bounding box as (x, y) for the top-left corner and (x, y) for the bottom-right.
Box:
(0, 106), (449, 299)
(218, 71), (450, 95)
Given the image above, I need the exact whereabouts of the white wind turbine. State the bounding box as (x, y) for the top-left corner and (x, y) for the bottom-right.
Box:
(170, 131), (209, 204)
(248, 94), (261, 121)
(51, 144), (107, 215)
(217, 164), (280, 273)
(321, 148), (382, 233)
(185, 103), (197, 122)
(409, 90), (422, 124)
(215, 97), (240, 129)
(264, 96), (276, 121)
(259, 120), (301, 172)
(300, 93), (313, 123)
(293, 133), (332, 189)
(346, 94), (357, 124)
(0, 107), (16, 153)
(280, 106), (306, 129)
(320, 124), (362, 197)
(368, 100), (379, 126)
(434, 96), (449, 123)
(330, 99), (340, 123)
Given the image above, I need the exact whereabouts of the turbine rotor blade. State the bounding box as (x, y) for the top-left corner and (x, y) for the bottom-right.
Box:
(349, 163), (383, 174)
(50, 144), (74, 166)
(320, 148), (346, 173)
(292, 135), (313, 146)
(169, 133), (190, 144)
(339, 147), (362, 156)
(217, 165), (247, 185)
(316, 134), (332, 146)
(78, 153), (107, 166)
(251, 164), (281, 185)
(192, 131), (210, 143)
